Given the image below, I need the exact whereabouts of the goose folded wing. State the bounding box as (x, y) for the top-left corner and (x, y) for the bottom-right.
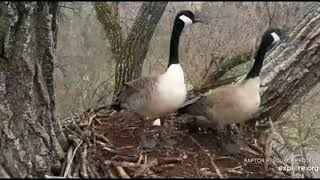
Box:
(117, 76), (158, 102)
(178, 94), (211, 116)
(178, 86), (236, 116)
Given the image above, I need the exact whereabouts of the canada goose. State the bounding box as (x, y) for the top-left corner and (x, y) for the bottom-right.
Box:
(178, 28), (282, 152)
(111, 10), (203, 121)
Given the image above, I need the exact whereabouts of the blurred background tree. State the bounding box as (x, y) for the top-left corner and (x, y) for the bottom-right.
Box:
(94, 2), (168, 97)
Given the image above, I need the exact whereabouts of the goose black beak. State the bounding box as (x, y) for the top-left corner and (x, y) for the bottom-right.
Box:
(193, 19), (203, 23)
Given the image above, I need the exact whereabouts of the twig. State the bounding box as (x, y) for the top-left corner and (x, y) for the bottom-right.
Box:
(150, 164), (175, 173)
(115, 166), (130, 178)
(208, 156), (223, 178)
(64, 140), (83, 178)
(112, 155), (139, 162)
(64, 145), (74, 178)
(88, 114), (96, 126)
(137, 154), (143, 164)
(248, 143), (264, 154)
(144, 154), (148, 165)
(101, 145), (138, 158)
(87, 163), (97, 178)
(95, 140), (119, 153)
(193, 164), (201, 177)
(159, 164), (175, 168)
(158, 157), (182, 165)
(188, 135), (203, 150)
(44, 175), (65, 179)
(204, 171), (217, 177)
(88, 163), (100, 178)
(231, 166), (242, 170)
(64, 127), (84, 141)
(241, 145), (260, 156)
(103, 146), (122, 154)
(226, 169), (244, 175)
(105, 160), (141, 168)
(72, 162), (80, 178)
(118, 145), (135, 150)
(80, 144), (89, 178)
(215, 156), (232, 160)
(96, 118), (102, 125)
(187, 134), (223, 178)
(94, 134), (115, 148)
(59, 154), (67, 176)
(107, 167), (117, 178)
(134, 159), (158, 177)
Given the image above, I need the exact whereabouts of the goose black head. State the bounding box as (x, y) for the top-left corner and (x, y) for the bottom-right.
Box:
(176, 10), (203, 26)
(245, 28), (283, 80)
(261, 28), (282, 49)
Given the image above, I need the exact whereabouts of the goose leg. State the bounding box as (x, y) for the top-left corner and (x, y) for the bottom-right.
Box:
(220, 124), (241, 154)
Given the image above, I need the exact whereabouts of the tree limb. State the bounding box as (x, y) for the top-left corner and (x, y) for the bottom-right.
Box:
(94, 2), (168, 97)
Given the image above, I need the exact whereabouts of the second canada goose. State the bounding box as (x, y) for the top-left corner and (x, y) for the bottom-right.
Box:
(111, 10), (203, 120)
(178, 28), (282, 151)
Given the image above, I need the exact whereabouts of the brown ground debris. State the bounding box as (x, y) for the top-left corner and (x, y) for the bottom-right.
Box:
(61, 108), (289, 178)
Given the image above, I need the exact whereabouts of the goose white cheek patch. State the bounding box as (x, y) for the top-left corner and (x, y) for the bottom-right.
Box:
(179, 15), (193, 25)
(271, 32), (280, 43)
(152, 119), (161, 126)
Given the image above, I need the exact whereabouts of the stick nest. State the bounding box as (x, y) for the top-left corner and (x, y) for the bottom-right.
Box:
(56, 107), (289, 178)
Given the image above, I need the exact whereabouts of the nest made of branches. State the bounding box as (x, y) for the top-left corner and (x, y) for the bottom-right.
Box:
(54, 107), (290, 178)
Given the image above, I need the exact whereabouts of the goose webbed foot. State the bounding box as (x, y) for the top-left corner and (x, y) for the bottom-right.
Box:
(139, 119), (177, 150)
(139, 131), (157, 149)
(222, 136), (242, 154)
(217, 127), (242, 154)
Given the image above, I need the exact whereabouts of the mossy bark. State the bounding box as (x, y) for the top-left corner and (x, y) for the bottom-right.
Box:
(0, 2), (67, 177)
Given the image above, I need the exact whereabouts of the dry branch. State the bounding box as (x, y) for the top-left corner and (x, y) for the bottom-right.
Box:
(158, 157), (183, 165)
(186, 134), (223, 178)
(80, 144), (89, 178)
(115, 166), (130, 178)
(94, 2), (168, 96)
(105, 160), (141, 168)
(63, 140), (83, 178)
(134, 159), (158, 177)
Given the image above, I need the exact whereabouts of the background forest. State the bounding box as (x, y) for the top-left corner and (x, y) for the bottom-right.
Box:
(56, 2), (320, 164)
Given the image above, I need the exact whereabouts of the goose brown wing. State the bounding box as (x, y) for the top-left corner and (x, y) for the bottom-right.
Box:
(178, 85), (237, 116)
(114, 76), (158, 109)
(178, 94), (212, 116)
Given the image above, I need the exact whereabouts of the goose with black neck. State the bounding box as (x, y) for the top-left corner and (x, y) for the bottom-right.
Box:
(178, 28), (282, 153)
(111, 10), (203, 124)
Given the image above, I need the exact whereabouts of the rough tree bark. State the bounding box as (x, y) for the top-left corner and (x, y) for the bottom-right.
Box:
(249, 7), (320, 175)
(0, 2), (67, 177)
(94, 2), (168, 97)
(255, 6), (320, 122)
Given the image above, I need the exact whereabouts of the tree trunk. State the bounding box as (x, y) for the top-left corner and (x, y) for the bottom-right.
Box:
(254, 6), (320, 123)
(94, 2), (168, 97)
(0, 2), (67, 177)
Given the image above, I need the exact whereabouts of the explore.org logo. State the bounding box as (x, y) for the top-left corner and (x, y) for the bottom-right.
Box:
(244, 157), (319, 173)
(278, 165), (319, 173)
